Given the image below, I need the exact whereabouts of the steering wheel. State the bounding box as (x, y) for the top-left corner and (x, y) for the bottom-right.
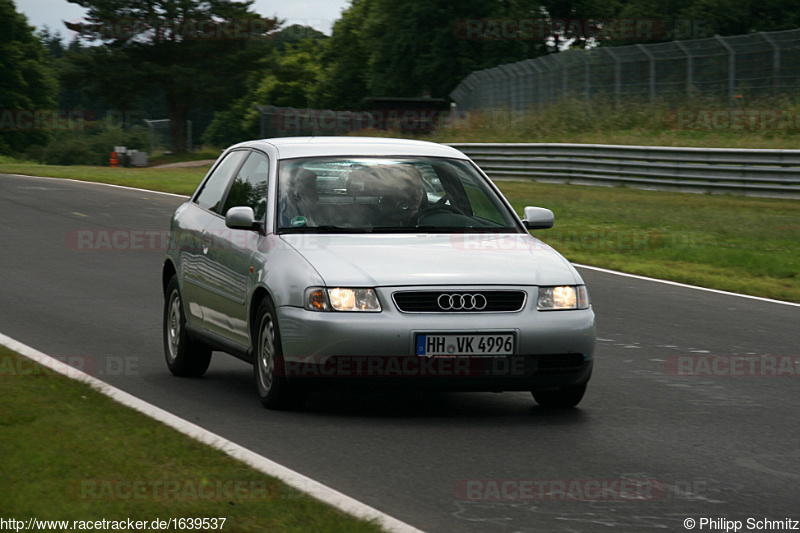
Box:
(412, 202), (466, 226)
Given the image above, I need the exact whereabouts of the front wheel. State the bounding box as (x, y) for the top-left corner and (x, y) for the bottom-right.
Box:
(532, 383), (587, 408)
(163, 276), (212, 377)
(253, 297), (305, 410)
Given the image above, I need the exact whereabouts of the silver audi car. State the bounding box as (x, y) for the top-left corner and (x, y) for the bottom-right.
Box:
(162, 137), (595, 409)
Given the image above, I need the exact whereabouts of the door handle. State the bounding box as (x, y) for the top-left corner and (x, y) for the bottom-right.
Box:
(201, 232), (212, 254)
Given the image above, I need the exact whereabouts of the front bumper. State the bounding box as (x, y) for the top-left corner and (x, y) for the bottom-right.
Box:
(276, 287), (595, 391)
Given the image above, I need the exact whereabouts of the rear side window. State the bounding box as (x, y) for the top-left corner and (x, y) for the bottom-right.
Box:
(221, 151), (270, 219)
(195, 150), (248, 213)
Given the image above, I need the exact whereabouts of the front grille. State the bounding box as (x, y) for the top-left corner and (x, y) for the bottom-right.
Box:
(393, 290), (526, 313)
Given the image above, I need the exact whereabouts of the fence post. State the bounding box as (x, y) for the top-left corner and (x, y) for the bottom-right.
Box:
(508, 63), (525, 114)
(447, 29), (799, 114)
(530, 60), (545, 107)
(579, 52), (590, 102)
(636, 44), (657, 103)
(760, 32), (781, 93)
(143, 119), (155, 155)
(715, 35), (736, 108)
(674, 40), (693, 97)
(520, 60), (536, 112)
(605, 47), (622, 107)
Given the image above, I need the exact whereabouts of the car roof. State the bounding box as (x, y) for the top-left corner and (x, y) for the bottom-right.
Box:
(231, 136), (469, 160)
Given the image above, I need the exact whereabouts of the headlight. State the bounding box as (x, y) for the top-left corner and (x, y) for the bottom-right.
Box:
(537, 285), (589, 311)
(304, 287), (381, 312)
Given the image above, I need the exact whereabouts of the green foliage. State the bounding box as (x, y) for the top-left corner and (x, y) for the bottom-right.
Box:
(0, 0), (59, 155)
(310, 0), (375, 110)
(269, 24), (328, 51)
(63, 0), (279, 153)
(25, 122), (149, 166)
(366, 0), (545, 97)
(311, 0), (547, 107)
(203, 39), (325, 146)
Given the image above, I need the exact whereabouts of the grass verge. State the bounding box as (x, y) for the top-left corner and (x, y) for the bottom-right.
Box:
(430, 97), (800, 148)
(147, 149), (223, 167)
(0, 346), (385, 532)
(1, 161), (797, 303)
(0, 162), (208, 195)
(499, 181), (799, 302)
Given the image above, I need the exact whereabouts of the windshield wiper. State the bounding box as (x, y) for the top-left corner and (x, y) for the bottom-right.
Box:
(370, 226), (458, 233)
(279, 225), (370, 234)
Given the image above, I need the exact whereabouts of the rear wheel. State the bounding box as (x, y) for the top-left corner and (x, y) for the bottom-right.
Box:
(253, 297), (305, 410)
(532, 383), (587, 408)
(163, 276), (212, 377)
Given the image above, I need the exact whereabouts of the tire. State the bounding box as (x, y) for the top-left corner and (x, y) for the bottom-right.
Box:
(532, 383), (587, 408)
(253, 297), (305, 410)
(163, 276), (212, 377)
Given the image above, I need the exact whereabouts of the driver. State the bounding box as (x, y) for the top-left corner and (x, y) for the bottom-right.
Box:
(379, 165), (427, 226)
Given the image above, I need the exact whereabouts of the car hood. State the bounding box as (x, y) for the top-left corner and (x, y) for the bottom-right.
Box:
(280, 233), (581, 287)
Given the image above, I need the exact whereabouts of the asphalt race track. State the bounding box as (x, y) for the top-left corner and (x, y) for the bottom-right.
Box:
(2, 173), (799, 532)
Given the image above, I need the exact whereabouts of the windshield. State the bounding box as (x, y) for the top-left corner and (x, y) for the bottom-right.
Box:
(277, 157), (521, 233)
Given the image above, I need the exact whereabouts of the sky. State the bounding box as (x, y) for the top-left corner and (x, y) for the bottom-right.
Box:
(14, 0), (350, 38)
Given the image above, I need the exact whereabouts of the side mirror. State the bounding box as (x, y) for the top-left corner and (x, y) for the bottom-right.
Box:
(225, 206), (257, 230)
(522, 206), (554, 230)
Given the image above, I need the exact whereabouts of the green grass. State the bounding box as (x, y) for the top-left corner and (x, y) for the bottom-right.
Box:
(429, 97), (800, 148)
(1, 159), (797, 303)
(147, 148), (222, 167)
(0, 347), (385, 532)
(0, 162), (208, 195)
(499, 181), (800, 302)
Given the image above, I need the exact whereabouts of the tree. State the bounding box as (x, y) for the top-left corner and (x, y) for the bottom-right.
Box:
(64, 0), (278, 153)
(311, 0), (375, 109)
(203, 36), (324, 146)
(0, 0), (58, 155)
(270, 24), (327, 51)
(313, 0), (547, 106)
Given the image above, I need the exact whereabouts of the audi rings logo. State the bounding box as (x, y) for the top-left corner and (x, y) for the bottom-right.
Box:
(437, 293), (488, 311)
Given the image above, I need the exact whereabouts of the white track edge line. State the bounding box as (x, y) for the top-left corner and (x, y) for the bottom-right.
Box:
(4, 173), (190, 198)
(575, 264), (800, 307)
(7, 173), (797, 308)
(0, 332), (425, 533)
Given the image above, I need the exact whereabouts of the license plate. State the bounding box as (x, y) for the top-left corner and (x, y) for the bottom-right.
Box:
(415, 333), (515, 356)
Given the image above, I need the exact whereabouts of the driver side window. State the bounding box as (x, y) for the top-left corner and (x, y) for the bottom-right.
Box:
(221, 151), (270, 220)
(194, 150), (248, 214)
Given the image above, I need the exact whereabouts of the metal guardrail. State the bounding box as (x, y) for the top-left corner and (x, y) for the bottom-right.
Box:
(448, 143), (800, 198)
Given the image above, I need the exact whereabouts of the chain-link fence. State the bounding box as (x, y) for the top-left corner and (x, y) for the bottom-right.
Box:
(450, 29), (800, 112)
(143, 119), (193, 154)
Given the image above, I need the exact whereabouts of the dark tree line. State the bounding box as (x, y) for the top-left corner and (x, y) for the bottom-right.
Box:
(2, 0), (799, 156)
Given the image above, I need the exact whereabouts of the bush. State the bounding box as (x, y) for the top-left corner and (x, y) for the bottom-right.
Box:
(26, 123), (150, 166)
